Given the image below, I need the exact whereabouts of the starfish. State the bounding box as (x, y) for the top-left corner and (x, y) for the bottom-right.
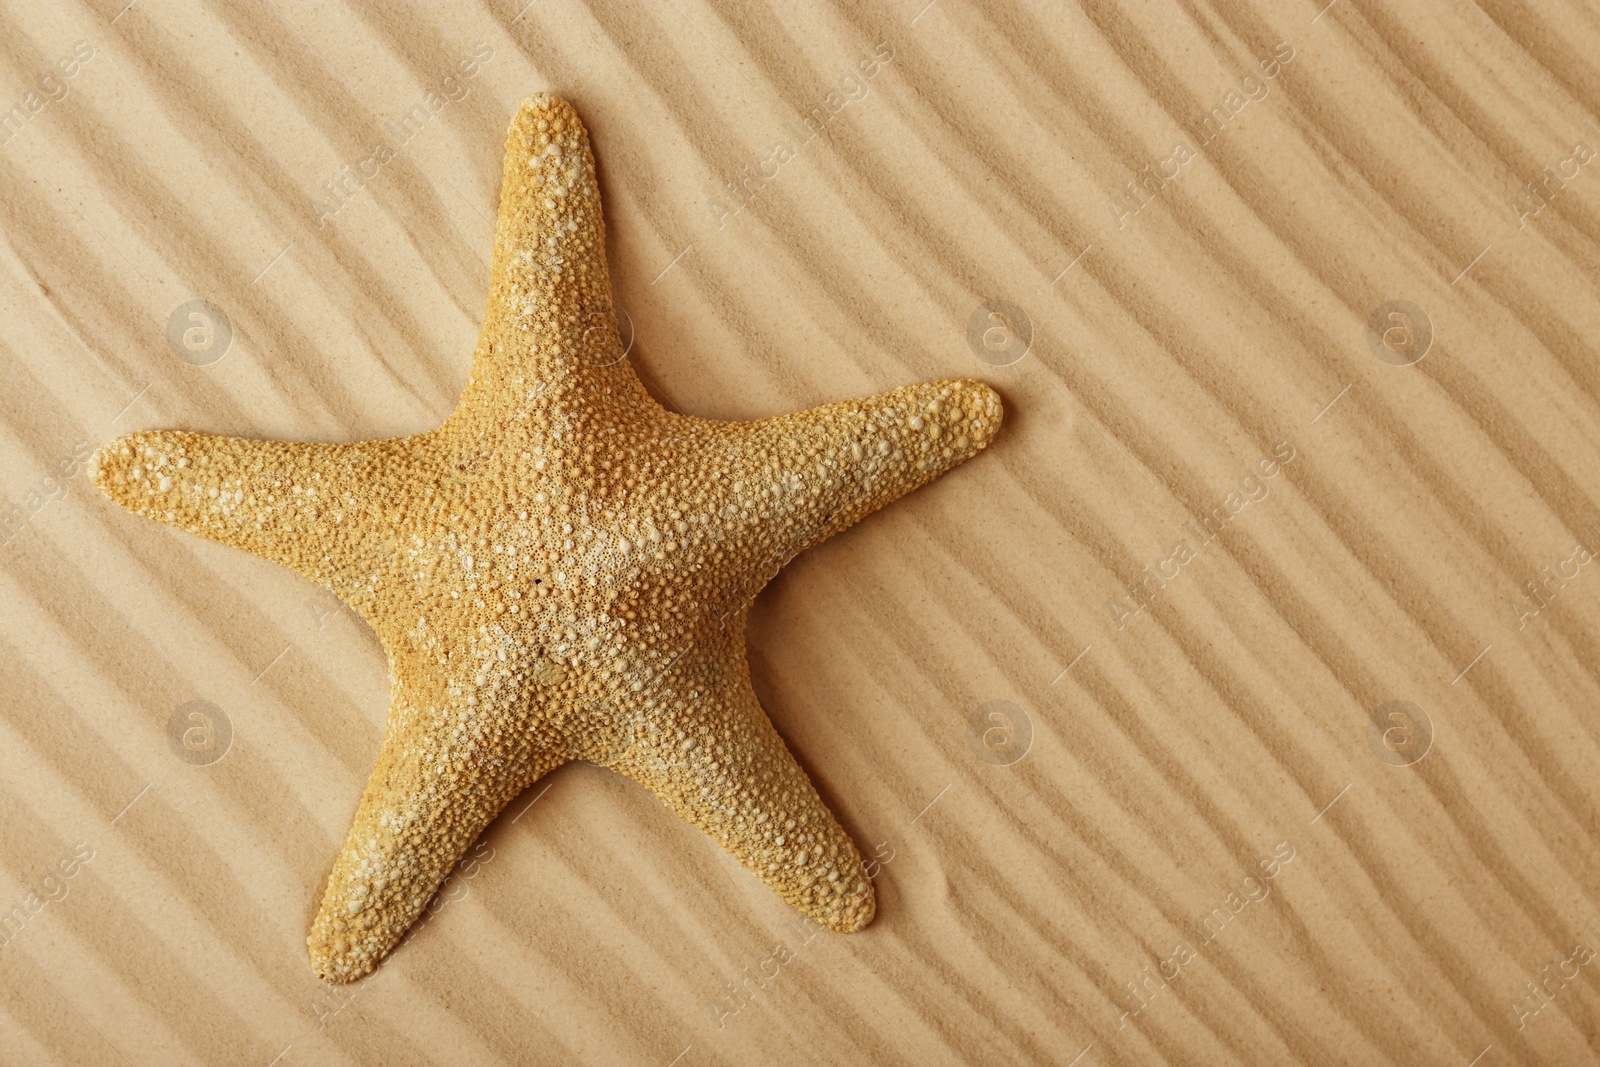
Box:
(90, 95), (1002, 982)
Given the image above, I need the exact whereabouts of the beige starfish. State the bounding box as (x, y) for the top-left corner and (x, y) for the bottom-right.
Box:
(90, 95), (1002, 983)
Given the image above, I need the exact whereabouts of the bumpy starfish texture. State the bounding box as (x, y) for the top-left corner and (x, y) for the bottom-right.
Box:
(90, 95), (1002, 982)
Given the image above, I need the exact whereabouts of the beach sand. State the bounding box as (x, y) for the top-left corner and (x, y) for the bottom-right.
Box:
(1, 2), (1598, 1064)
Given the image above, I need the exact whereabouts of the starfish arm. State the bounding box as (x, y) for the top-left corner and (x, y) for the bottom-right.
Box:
(89, 429), (399, 604)
(606, 622), (875, 932)
(307, 652), (571, 982)
(726, 377), (1002, 565)
(460, 93), (627, 411)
